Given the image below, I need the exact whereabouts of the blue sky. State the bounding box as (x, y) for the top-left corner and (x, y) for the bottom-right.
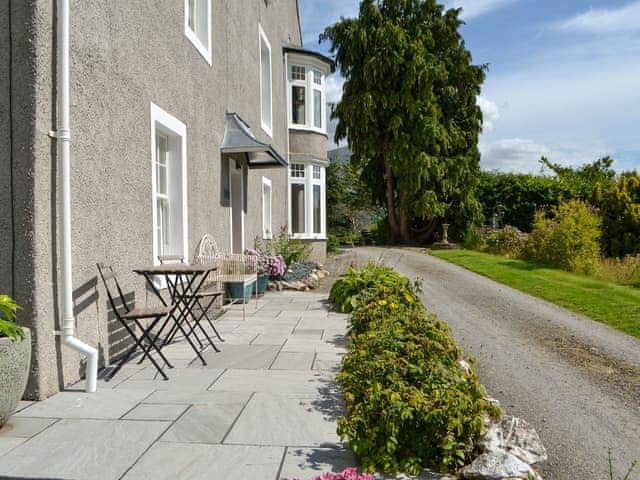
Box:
(298, 0), (640, 173)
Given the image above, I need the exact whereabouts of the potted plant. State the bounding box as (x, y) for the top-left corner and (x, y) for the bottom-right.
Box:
(246, 249), (287, 294)
(0, 295), (30, 427)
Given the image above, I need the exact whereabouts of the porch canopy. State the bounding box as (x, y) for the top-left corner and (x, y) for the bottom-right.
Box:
(220, 112), (287, 168)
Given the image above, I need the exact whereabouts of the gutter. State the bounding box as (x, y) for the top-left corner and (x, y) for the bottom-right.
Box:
(49, 0), (98, 393)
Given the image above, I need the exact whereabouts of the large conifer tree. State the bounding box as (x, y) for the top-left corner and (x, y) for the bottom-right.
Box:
(322, 0), (485, 243)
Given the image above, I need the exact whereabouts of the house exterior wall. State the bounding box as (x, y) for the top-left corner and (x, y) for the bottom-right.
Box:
(289, 130), (330, 161)
(0, 1), (11, 297)
(6, 0), (302, 399)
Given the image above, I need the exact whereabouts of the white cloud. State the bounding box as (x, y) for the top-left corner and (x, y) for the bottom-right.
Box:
(443, 0), (520, 20)
(556, 1), (640, 34)
(479, 138), (607, 173)
(325, 75), (344, 104)
(477, 96), (500, 131)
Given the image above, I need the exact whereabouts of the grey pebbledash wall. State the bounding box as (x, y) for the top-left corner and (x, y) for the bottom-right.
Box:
(3, 0), (302, 399)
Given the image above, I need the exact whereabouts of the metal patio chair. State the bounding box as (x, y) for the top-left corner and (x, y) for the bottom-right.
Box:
(193, 234), (258, 321)
(96, 263), (173, 380)
(157, 255), (224, 348)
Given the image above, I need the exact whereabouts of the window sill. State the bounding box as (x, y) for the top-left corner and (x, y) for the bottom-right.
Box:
(291, 234), (327, 241)
(288, 125), (327, 136)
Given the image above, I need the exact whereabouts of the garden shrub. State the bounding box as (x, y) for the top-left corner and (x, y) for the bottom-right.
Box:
(327, 234), (340, 253)
(330, 266), (500, 475)
(255, 226), (312, 267)
(0, 295), (24, 342)
(463, 225), (485, 251)
(328, 264), (412, 314)
(483, 226), (528, 257)
(595, 255), (640, 287)
(598, 173), (640, 258)
(522, 200), (602, 274)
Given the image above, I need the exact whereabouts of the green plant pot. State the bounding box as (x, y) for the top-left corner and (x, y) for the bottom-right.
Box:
(0, 328), (31, 427)
(257, 275), (268, 294)
(225, 282), (253, 304)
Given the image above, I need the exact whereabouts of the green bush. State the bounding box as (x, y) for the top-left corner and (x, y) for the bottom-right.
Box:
(327, 234), (341, 254)
(330, 267), (500, 475)
(255, 226), (311, 267)
(0, 295), (24, 342)
(598, 173), (640, 257)
(329, 264), (411, 314)
(463, 225), (485, 251)
(483, 226), (529, 257)
(371, 216), (390, 245)
(522, 200), (602, 274)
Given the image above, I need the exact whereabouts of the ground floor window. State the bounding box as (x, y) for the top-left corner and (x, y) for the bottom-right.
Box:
(289, 161), (326, 239)
(150, 103), (188, 265)
(262, 177), (273, 239)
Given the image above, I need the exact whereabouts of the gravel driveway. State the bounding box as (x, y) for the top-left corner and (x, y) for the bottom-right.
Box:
(354, 247), (640, 480)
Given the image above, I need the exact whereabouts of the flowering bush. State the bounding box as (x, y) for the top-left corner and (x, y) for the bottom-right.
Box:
(281, 467), (373, 480)
(246, 249), (287, 278)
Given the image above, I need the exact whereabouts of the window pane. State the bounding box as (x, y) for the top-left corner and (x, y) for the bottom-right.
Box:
(313, 89), (322, 128)
(313, 184), (321, 234)
(292, 86), (306, 125)
(313, 70), (322, 85)
(289, 163), (305, 178)
(291, 184), (305, 234)
(312, 165), (321, 180)
(157, 198), (170, 255)
(291, 65), (306, 81)
(261, 36), (271, 130)
(263, 183), (272, 237)
(188, 0), (196, 31)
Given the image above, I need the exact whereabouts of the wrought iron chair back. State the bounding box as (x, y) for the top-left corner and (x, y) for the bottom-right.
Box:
(96, 263), (132, 316)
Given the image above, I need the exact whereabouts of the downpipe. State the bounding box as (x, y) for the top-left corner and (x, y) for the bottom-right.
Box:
(51, 0), (98, 393)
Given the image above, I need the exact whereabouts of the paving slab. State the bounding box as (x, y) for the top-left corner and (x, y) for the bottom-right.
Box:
(251, 334), (289, 345)
(282, 338), (346, 354)
(123, 443), (283, 480)
(270, 351), (315, 370)
(122, 403), (189, 421)
(0, 437), (26, 457)
(0, 419), (168, 480)
(313, 352), (345, 372)
(15, 389), (153, 419)
(160, 397), (247, 444)
(115, 368), (224, 391)
(298, 317), (348, 330)
(292, 329), (324, 338)
(200, 344), (281, 369)
(225, 393), (342, 447)
(210, 369), (333, 394)
(280, 447), (358, 479)
(143, 389), (251, 406)
(0, 417), (58, 438)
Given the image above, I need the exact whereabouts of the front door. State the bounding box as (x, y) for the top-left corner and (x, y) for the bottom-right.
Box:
(229, 158), (244, 253)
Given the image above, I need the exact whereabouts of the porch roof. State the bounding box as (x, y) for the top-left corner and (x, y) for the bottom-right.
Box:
(221, 113), (288, 168)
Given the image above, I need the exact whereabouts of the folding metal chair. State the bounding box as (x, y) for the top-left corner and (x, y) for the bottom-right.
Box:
(157, 255), (224, 350)
(97, 263), (173, 380)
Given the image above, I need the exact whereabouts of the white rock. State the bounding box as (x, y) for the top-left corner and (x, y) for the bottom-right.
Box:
(480, 416), (547, 465)
(462, 451), (534, 479)
(459, 359), (471, 373)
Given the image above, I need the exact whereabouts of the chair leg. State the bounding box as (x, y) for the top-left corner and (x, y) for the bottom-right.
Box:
(195, 296), (224, 342)
(134, 317), (174, 369)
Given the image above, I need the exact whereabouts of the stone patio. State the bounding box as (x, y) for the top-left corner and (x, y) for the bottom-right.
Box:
(0, 291), (356, 480)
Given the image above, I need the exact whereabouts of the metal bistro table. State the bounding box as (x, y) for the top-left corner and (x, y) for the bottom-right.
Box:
(134, 264), (218, 366)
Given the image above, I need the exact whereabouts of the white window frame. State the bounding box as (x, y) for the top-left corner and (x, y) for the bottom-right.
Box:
(288, 161), (326, 240)
(150, 103), (189, 280)
(287, 62), (327, 134)
(184, 0), (212, 65)
(262, 177), (273, 239)
(259, 24), (273, 137)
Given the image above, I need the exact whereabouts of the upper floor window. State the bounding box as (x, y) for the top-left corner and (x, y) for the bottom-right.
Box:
(185, 0), (212, 65)
(288, 64), (326, 133)
(259, 25), (272, 136)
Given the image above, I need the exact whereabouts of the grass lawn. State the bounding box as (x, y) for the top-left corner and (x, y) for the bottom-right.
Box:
(430, 249), (640, 339)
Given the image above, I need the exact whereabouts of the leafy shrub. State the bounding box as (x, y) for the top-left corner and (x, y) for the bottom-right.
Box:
(331, 267), (500, 475)
(483, 226), (529, 257)
(598, 173), (640, 257)
(522, 200), (602, 274)
(281, 467), (373, 480)
(371, 216), (390, 245)
(463, 225), (485, 251)
(328, 264), (411, 314)
(327, 234), (340, 253)
(255, 226), (311, 267)
(0, 295), (24, 342)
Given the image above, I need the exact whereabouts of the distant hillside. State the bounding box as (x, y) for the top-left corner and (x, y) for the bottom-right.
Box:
(328, 146), (351, 165)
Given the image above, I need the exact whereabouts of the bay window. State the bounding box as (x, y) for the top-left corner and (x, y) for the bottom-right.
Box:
(289, 162), (326, 238)
(288, 64), (326, 133)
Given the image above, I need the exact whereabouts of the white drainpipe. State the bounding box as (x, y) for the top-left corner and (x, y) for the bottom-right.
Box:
(51, 0), (98, 393)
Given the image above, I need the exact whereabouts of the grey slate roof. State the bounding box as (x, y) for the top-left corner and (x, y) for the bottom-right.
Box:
(220, 113), (287, 168)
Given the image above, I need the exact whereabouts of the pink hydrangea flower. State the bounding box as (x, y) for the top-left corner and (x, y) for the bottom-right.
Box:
(281, 467), (373, 480)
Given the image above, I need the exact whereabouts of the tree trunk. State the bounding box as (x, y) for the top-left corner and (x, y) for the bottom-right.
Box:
(398, 191), (410, 244)
(384, 158), (401, 243)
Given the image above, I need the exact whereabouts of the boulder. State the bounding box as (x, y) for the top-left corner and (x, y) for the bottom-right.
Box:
(462, 451), (533, 479)
(480, 415), (547, 465)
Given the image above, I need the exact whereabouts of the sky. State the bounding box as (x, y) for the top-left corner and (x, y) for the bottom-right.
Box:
(298, 0), (640, 173)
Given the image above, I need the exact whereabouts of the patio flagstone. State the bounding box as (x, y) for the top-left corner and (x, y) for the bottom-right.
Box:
(4, 291), (355, 479)
(0, 419), (168, 480)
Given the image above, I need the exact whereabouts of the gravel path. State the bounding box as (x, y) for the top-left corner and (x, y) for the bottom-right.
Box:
(354, 247), (640, 480)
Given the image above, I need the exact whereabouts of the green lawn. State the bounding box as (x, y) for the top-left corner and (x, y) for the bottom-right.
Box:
(430, 249), (640, 339)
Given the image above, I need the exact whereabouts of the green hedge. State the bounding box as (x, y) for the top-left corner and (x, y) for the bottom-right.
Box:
(330, 266), (499, 474)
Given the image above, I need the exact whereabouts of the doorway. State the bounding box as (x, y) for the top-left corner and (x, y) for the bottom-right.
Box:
(228, 158), (245, 253)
